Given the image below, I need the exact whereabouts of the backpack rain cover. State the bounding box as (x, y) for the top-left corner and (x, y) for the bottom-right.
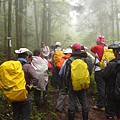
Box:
(0, 60), (28, 102)
(71, 59), (90, 91)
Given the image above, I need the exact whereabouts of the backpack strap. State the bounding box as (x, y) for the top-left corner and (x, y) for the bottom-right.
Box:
(92, 56), (100, 71)
(44, 46), (49, 53)
(69, 56), (86, 62)
(19, 61), (27, 66)
(69, 57), (74, 63)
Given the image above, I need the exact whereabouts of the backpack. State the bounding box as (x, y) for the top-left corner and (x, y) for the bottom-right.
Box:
(115, 70), (120, 99)
(102, 60), (120, 99)
(0, 60), (28, 102)
(113, 60), (120, 99)
(31, 56), (48, 91)
(69, 57), (90, 91)
(56, 54), (71, 69)
(100, 47), (115, 69)
(53, 50), (65, 66)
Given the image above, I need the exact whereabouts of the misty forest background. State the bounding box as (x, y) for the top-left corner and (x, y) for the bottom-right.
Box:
(0, 0), (119, 62)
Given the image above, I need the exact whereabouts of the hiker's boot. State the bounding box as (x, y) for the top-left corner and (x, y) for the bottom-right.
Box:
(68, 109), (75, 120)
(106, 117), (114, 120)
(75, 106), (81, 112)
(75, 101), (81, 112)
(82, 112), (88, 120)
(92, 105), (105, 111)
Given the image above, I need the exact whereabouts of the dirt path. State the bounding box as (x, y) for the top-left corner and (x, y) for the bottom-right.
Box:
(49, 90), (106, 120)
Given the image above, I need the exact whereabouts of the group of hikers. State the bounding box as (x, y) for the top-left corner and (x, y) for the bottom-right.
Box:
(0, 35), (120, 120)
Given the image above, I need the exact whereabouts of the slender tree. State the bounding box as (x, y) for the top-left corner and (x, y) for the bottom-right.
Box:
(19, 0), (23, 47)
(15, 0), (19, 49)
(111, 0), (114, 40)
(41, 0), (47, 43)
(3, 0), (7, 56)
(34, 0), (39, 48)
(115, 0), (119, 39)
(7, 0), (12, 59)
(24, 0), (28, 47)
(0, 0), (1, 13)
(48, 1), (52, 45)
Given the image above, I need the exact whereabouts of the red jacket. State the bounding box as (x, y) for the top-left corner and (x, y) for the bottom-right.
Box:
(91, 45), (104, 61)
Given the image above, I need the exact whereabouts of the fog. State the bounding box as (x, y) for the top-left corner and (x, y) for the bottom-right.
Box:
(0, 0), (119, 59)
(25, 0), (120, 48)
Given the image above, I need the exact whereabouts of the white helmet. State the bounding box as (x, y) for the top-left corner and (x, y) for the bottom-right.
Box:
(55, 42), (61, 46)
(63, 48), (72, 54)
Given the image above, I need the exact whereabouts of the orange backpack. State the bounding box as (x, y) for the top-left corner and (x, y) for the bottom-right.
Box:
(53, 50), (65, 66)
(56, 54), (71, 69)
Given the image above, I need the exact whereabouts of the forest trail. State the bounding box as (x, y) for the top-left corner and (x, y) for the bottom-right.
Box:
(48, 89), (106, 120)
(0, 85), (116, 120)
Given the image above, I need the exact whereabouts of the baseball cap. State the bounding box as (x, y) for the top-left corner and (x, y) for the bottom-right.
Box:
(63, 48), (72, 54)
(108, 41), (120, 49)
(96, 35), (106, 46)
(72, 43), (81, 50)
(15, 48), (32, 55)
(55, 42), (61, 46)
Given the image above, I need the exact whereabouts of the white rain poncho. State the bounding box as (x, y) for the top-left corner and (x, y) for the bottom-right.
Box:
(31, 56), (48, 91)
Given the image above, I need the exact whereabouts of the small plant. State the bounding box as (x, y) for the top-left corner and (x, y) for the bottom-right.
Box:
(0, 90), (13, 120)
(88, 72), (97, 95)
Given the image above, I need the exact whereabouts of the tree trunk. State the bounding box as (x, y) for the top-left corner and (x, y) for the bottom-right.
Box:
(41, 0), (47, 43)
(19, 0), (23, 47)
(111, 0), (114, 41)
(98, 3), (103, 35)
(25, 0), (28, 47)
(7, 0), (12, 60)
(115, 0), (119, 39)
(48, 1), (52, 45)
(3, 0), (7, 57)
(15, 0), (19, 49)
(0, 0), (1, 13)
(34, 0), (39, 49)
